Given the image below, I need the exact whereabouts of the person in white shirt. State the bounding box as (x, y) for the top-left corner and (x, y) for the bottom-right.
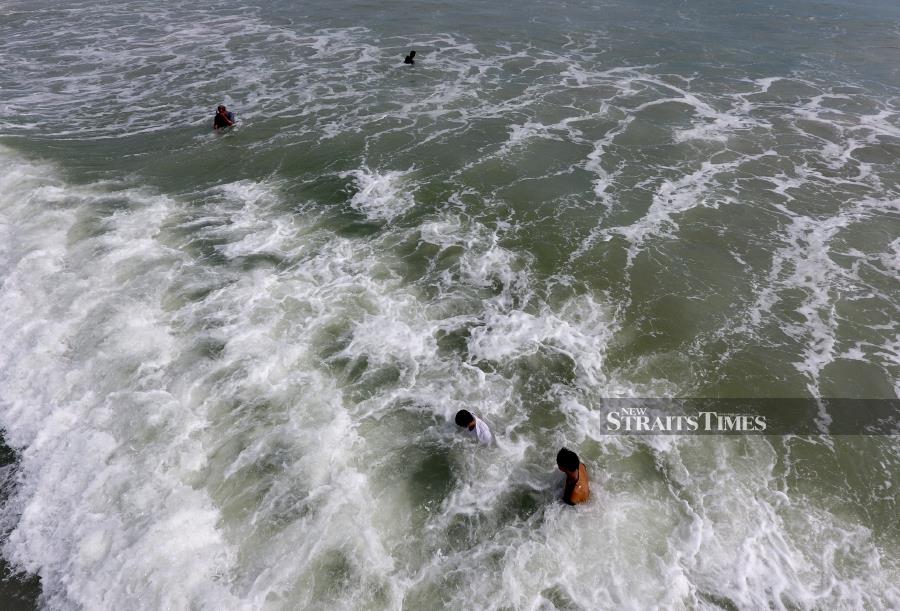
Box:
(454, 409), (493, 445)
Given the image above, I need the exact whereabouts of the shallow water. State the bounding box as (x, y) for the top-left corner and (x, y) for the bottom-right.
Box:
(1, 0), (899, 608)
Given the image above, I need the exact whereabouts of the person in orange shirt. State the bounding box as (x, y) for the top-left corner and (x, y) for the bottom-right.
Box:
(557, 447), (590, 505)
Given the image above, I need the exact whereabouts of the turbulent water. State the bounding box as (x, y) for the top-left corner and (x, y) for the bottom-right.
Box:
(1, 0), (899, 608)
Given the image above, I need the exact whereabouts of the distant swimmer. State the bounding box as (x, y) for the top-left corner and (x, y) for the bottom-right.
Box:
(213, 104), (236, 129)
(403, 50), (416, 65)
(455, 409), (493, 445)
(557, 447), (590, 505)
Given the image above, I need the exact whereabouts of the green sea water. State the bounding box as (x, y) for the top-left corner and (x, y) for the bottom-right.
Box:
(1, 0), (899, 608)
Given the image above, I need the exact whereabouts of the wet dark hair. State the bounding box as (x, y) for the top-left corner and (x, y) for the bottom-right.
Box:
(409, 50), (416, 57)
(455, 409), (474, 427)
(557, 447), (580, 472)
(217, 105), (226, 112)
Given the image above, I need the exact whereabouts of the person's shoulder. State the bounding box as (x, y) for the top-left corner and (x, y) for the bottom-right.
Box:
(576, 462), (588, 483)
(474, 417), (494, 444)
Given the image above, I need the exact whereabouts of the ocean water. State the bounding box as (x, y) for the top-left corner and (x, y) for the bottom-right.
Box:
(1, 0), (899, 608)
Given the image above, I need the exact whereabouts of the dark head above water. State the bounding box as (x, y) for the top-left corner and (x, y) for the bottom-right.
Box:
(403, 50), (416, 64)
(455, 409), (474, 428)
(556, 447), (580, 474)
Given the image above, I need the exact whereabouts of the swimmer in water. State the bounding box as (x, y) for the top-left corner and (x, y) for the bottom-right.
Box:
(213, 104), (236, 129)
(455, 409), (493, 445)
(557, 447), (590, 505)
(403, 50), (416, 65)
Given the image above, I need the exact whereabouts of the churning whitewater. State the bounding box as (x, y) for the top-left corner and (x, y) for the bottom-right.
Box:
(1, 0), (899, 609)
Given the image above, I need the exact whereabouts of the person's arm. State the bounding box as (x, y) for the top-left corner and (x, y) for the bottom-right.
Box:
(562, 476), (576, 505)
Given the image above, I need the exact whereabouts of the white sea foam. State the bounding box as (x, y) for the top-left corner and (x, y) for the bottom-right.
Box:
(604, 150), (771, 266)
(0, 148), (243, 609)
(722, 182), (899, 397)
(341, 168), (417, 223)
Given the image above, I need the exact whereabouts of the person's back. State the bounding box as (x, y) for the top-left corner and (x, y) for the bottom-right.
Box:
(455, 409), (493, 445)
(403, 50), (416, 65)
(557, 447), (590, 505)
